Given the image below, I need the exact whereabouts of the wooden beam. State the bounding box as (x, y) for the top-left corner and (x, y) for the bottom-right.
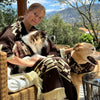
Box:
(17, 0), (27, 17)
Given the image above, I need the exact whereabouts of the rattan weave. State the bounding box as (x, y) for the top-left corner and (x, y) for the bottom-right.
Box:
(0, 51), (37, 100)
(0, 51), (8, 100)
(9, 87), (37, 100)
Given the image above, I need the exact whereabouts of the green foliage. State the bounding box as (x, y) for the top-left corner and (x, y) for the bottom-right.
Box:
(81, 33), (94, 45)
(36, 14), (82, 47)
(0, 0), (16, 4)
(0, 1), (17, 31)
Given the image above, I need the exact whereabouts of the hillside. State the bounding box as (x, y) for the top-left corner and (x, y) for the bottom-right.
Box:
(48, 4), (100, 24)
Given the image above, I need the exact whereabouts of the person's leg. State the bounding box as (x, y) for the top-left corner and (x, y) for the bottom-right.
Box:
(61, 76), (77, 100)
(41, 68), (66, 100)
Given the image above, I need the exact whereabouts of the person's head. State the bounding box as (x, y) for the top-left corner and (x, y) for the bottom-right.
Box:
(24, 3), (45, 26)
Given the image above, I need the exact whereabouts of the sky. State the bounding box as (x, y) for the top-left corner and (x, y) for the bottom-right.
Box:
(12, 0), (67, 14)
(26, 0), (98, 13)
(11, 0), (100, 14)
(27, 0), (67, 13)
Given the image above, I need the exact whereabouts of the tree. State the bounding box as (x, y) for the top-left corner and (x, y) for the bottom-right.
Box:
(57, 0), (100, 48)
(36, 14), (82, 46)
(0, 0), (17, 30)
(0, 0), (16, 4)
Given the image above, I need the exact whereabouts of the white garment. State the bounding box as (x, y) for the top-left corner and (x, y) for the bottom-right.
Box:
(8, 71), (42, 100)
(8, 75), (30, 92)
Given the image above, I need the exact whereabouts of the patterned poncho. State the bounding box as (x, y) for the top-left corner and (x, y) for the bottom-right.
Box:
(0, 20), (77, 100)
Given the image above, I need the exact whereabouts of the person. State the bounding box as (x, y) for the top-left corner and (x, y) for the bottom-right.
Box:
(0, 3), (77, 100)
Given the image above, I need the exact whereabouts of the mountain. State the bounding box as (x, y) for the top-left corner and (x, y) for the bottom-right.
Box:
(46, 11), (57, 16)
(56, 7), (79, 23)
(48, 4), (100, 24)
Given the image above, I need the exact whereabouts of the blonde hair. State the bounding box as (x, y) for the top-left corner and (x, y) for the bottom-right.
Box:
(28, 3), (45, 14)
(17, 3), (45, 21)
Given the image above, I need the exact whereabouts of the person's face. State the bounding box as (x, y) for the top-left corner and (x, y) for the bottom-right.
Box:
(26, 8), (45, 26)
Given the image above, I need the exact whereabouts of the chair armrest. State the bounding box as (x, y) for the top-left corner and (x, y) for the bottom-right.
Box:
(0, 51), (9, 100)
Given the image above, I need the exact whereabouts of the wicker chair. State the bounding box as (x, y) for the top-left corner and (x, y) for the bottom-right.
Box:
(0, 51), (37, 100)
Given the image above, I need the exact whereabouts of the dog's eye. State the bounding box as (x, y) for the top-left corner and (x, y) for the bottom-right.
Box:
(41, 37), (44, 39)
(91, 48), (95, 51)
(36, 38), (38, 41)
(42, 36), (46, 38)
(41, 37), (45, 40)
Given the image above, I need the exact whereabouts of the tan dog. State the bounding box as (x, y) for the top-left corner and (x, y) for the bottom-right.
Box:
(68, 43), (100, 100)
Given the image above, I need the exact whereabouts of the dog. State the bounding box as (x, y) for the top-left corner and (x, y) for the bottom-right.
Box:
(68, 42), (100, 100)
(8, 30), (48, 76)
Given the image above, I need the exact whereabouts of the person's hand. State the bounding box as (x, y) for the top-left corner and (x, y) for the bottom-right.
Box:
(13, 41), (25, 58)
(65, 48), (73, 54)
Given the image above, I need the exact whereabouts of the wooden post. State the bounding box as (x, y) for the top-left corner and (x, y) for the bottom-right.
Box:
(17, 0), (27, 17)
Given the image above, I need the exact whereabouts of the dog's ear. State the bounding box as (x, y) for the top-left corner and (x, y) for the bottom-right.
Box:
(41, 31), (47, 35)
(39, 31), (47, 38)
(73, 43), (82, 51)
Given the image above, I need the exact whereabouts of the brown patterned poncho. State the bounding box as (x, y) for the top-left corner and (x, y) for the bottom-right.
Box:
(0, 20), (77, 100)
(26, 56), (77, 100)
(25, 39), (77, 100)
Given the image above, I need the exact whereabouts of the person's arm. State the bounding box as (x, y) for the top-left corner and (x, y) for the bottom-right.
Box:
(65, 48), (73, 55)
(7, 56), (41, 67)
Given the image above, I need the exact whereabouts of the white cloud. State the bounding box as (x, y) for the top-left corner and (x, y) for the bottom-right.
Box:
(50, 3), (60, 7)
(63, 0), (90, 5)
(60, 3), (67, 8)
(46, 9), (57, 13)
(27, 0), (49, 6)
(49, 2), (67, 11)
(50, 2), (67, 6)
